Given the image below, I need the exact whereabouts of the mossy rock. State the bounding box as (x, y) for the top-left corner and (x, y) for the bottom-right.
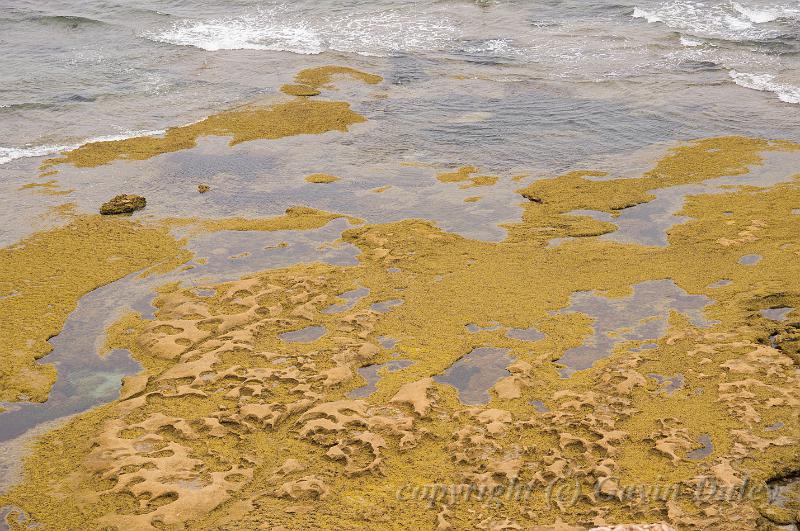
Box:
(100, 194), (146, 215)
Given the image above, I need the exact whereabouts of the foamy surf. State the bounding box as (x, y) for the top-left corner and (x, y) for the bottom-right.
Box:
(731, 2), (792, 24)
(632, 1), (795, 41)
(729, 70), (800, 104)
(679, 36), (704, 47)
(145, 7), (459, 56)
(0, 130), (166, 166)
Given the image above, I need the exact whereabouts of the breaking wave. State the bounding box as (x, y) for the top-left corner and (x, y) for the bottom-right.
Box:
(632, 1), (799, 41)
(145, 7), (459, 56)
(729, 70), (800, 104)
(0, 130), (165, 166)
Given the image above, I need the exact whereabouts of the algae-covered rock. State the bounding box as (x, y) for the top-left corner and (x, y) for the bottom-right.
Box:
(281, 84), (321, 97)
(100, 194), (146, 215)
(759, 504), (796, 525)
(305, 173), (340, 184)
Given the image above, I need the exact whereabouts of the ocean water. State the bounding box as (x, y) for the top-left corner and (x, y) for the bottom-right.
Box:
(1, 0), (799, 168)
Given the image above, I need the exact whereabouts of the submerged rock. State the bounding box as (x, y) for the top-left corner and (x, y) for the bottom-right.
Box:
(99, 194), (146, 215)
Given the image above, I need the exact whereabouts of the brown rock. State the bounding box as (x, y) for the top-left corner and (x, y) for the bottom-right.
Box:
(198, 184), (211, 193)
(99, 194), (146, 215)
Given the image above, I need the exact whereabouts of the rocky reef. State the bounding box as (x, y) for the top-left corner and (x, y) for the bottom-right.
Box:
(1, 67), (798, 530)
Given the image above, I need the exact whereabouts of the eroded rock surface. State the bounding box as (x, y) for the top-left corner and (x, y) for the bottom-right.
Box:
(2, 98), (800, 530)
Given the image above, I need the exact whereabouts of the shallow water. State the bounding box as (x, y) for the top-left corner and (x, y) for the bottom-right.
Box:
(0, 219), (358, 443)
(530, 400), (550, 413)
(571, 150), (800, 246)
(322, 286), (370, 314)
(648, 372), (685, 394)
(434, 347), (514, 404)
(349, 359), (414, 398)
(687, 433), (714, 460)
(370, 298), (404, 313)
(738, 253), (762, 265)
(2, 0), (799, 166)
(761, 307), (794, 321)
(3, 0), (800, 245)
(556, 279), (714, 376)
(279, 325), (327, 343)
(506, 327), (546, 342)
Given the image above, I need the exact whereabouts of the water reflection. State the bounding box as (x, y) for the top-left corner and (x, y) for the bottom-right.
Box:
(556, 279), (714, 376)
(434, 347), (513, 405)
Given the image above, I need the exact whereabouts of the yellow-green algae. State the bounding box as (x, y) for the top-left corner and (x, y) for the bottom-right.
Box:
(0, 206), (359, 404)
(3, 137), (800, 529)
(505, 136), (799, 244)
(294, 65), (383, 89)
(305, 173), (341, 184)
(18, 180), (73, 196)
(163, 206), (361, 236)
(280, 84), (322, 97)
(437, 165), (500, 189)
(39, 66), (382, 171)
(0, 213), (191, 403)
(280, 66), (382, 98)
(40, 100), (366, 169)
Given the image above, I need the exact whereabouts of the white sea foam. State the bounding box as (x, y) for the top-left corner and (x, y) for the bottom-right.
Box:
(461, 38), (522, 57)
(0, 130), (165, 166)
(632, 7), (662, 24)
(731, 2), (782, 23)
(729, 70), (800, 104)
(146, 7), (459, 56)
(679, 35), (704, 47)
(632, 1), (797, 41)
